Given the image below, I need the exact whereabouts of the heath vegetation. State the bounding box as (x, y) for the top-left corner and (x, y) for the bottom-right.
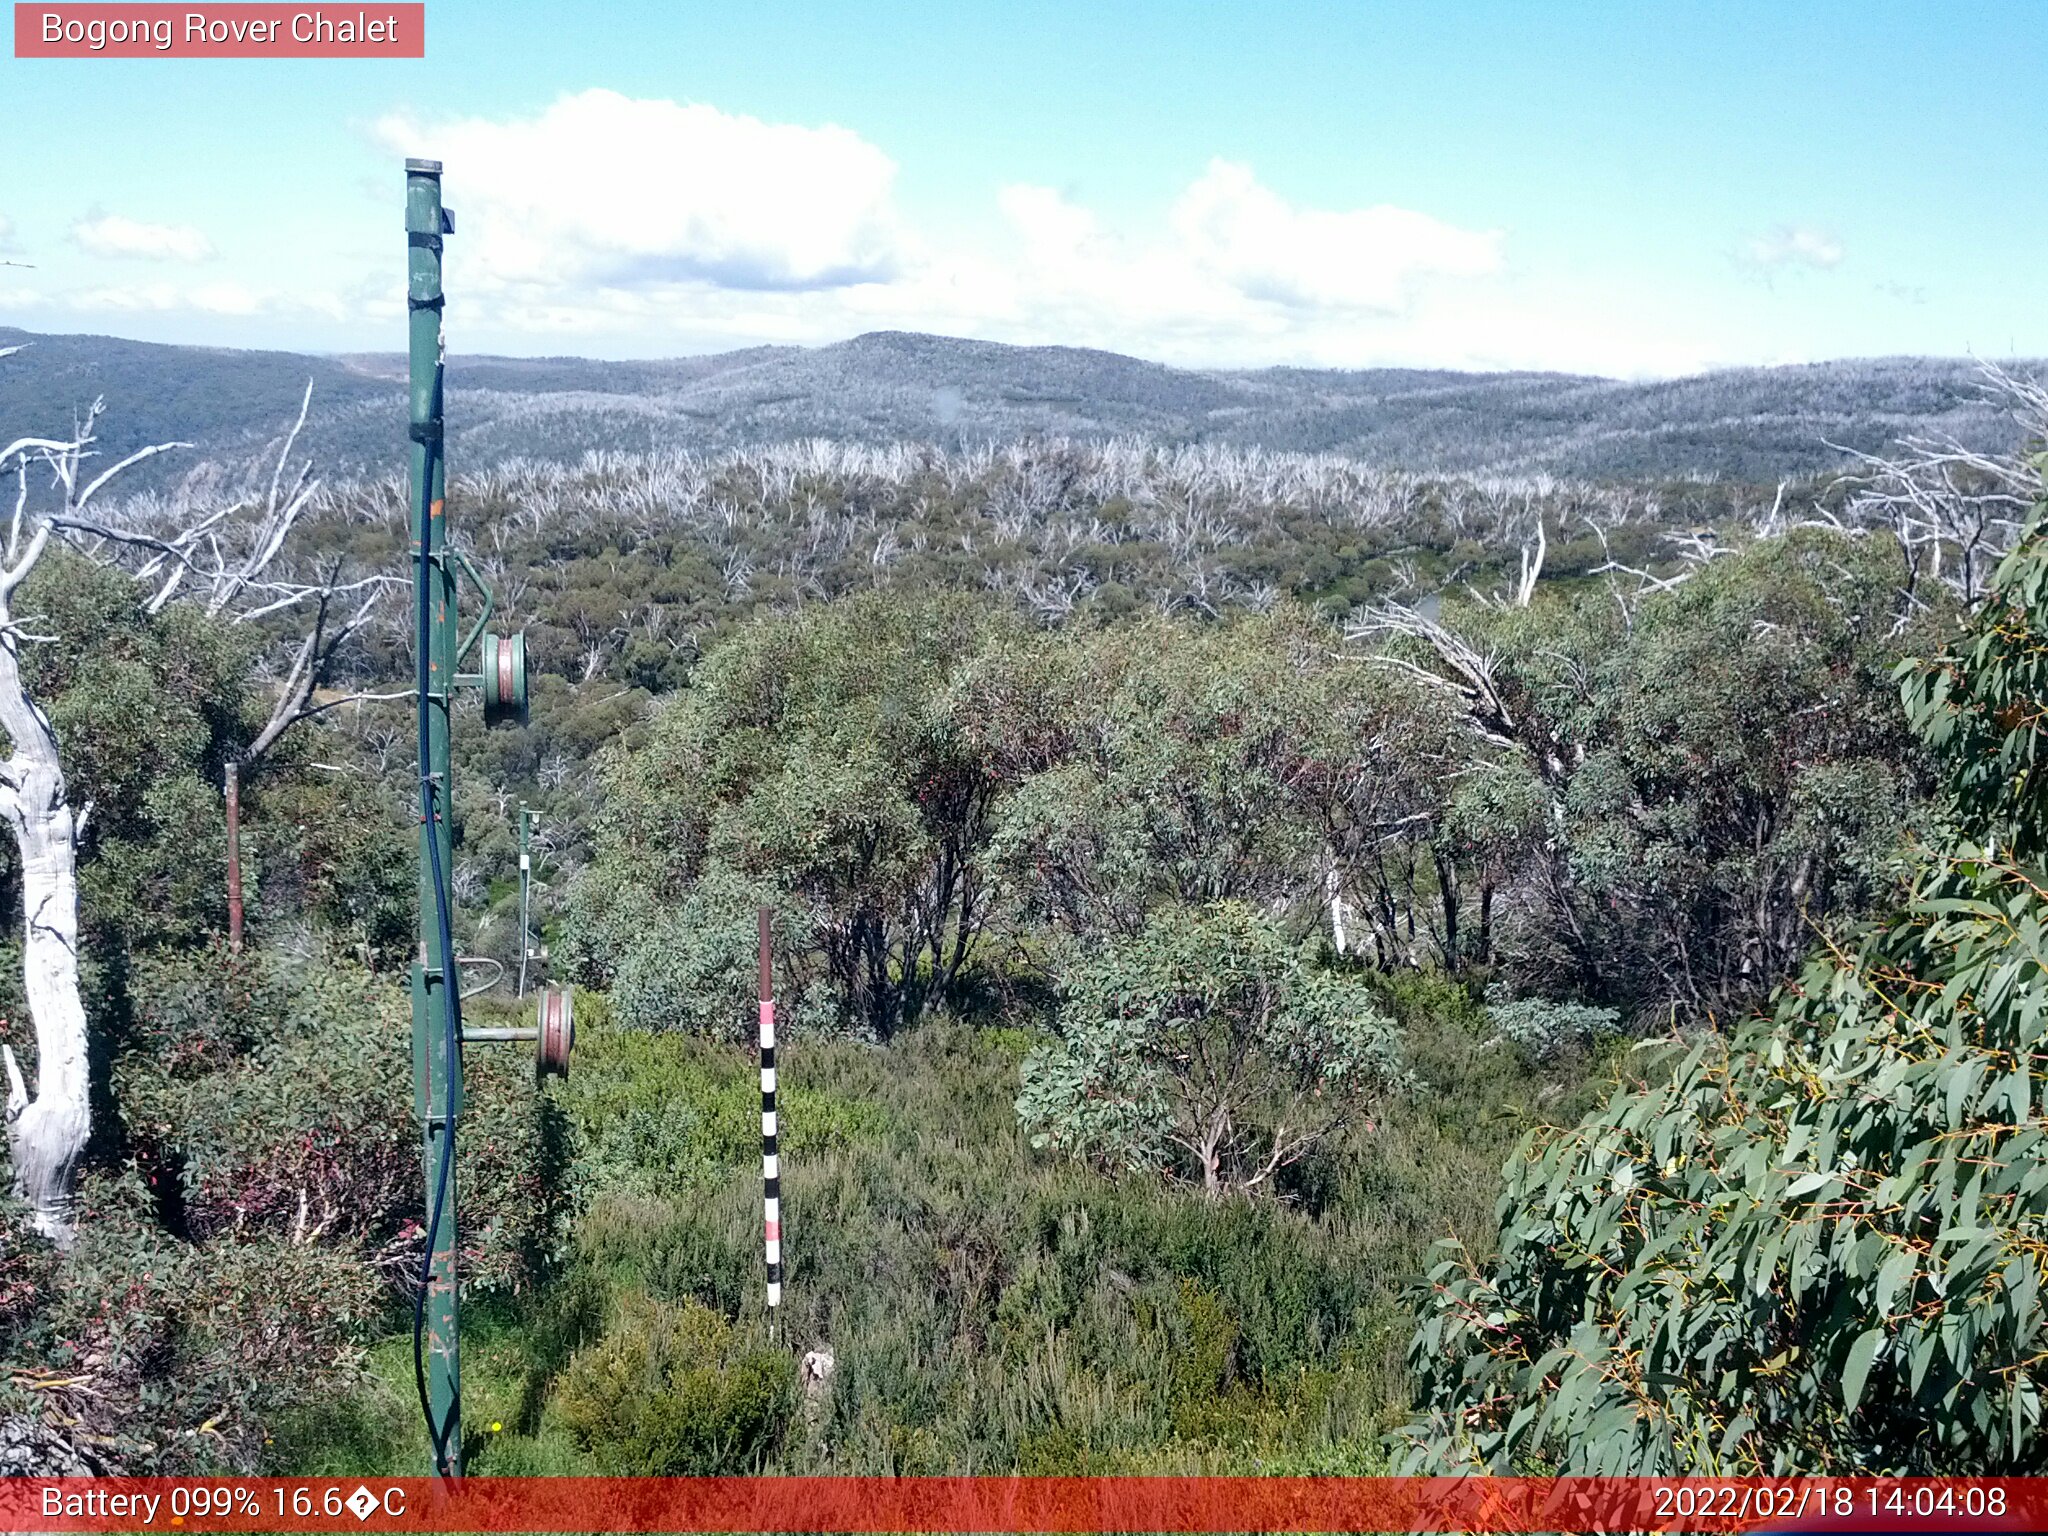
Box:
(0, 352), (2043, 1476)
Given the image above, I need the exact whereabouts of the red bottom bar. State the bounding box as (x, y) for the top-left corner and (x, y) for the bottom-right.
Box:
(4, 1477), (2044, 1534)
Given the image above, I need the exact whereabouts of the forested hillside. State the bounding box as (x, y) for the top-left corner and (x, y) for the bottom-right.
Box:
(0, 353), (2043, 1478)
(1, 324), (2036, 484)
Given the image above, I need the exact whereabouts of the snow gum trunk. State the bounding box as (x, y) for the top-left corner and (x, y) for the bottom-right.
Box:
(0, 632), (89, 1247)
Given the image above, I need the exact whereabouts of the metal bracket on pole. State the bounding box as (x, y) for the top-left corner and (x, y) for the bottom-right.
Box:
(451, 548), (496, 667)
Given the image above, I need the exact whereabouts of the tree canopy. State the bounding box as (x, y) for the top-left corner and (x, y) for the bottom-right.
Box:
(1400, 473), (2048, 1474)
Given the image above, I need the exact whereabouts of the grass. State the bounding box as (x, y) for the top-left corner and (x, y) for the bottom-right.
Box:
(301, 970), (1617, 1476)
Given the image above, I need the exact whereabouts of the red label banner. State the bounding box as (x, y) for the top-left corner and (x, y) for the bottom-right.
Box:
(14, 4), (424, 57)
(0, 1477), (2041, 1534)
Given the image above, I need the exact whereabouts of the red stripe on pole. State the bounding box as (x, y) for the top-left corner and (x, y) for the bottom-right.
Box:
(15, 5), (426, 56)
(764, 1220), (780, 1241)
(3, 1477), (2040, 1532)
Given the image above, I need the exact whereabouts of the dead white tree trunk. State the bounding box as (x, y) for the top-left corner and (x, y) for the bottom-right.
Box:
(1324, 852), (1349, 957)
(0, 398), (183, 1245)
(56, 384), (403, 957)
(1513, 508), (1546, 607)
(0, 609), (87, 1246)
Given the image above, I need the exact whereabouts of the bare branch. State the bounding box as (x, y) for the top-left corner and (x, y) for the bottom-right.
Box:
(75, 441), (191, 511)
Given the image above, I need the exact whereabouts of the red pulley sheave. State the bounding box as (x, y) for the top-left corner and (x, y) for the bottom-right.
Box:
(536, 983), (573, 1082)
(481, 630), (528, 728)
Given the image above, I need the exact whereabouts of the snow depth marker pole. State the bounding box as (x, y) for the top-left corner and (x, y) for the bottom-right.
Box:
(760, 906), (782, 1331)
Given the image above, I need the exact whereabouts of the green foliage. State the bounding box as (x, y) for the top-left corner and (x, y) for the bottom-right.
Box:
(1019, 903), (1413, 1195)
(0, 550), (412, 965)
(3, 554), (249, 950)
(972, 610), (1460, 947)
(553, 1293), (794, 1474)
(1900, 474), (2048, 860)
(282, 913), (1608, 1480)
(1400, 489), (2048, 1475)
(0, 375), (1988, 1483)
(559, 997), (890, 1201)
(0, 949), (575, 1470)
(539, 980), (1600, 1476)
(238, 771), (412, 967)
(581, 562), (1922, 1050)
(1483, 993), (1621, 1065)
(575, 593), (1025, 1037)
(607, 867), (832, 1040)
(1436, 528), (1933, 1017)
(114, 946), (569, 1290)
(0, 1168), (381, 1472)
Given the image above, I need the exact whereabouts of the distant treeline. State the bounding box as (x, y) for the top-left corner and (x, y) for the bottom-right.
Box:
(3, 324), (2039, 485)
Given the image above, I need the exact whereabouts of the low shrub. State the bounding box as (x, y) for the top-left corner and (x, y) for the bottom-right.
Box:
(553, 1293), (794, 1473)
(1483, 993), (1622, 1065)
(3, 1168), (381, 1473)
(115, 946), (571, 1289)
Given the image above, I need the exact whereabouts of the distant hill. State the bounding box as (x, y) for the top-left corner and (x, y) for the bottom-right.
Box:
(1, 325), (2038, 486)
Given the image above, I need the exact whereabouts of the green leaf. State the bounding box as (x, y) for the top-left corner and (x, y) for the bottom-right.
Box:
(1875, 1246), (1916, 1316)
(1843, 1328), (1884, 1414)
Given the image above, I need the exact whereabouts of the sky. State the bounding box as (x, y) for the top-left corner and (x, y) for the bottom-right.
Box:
(2, 0), (2044, 377)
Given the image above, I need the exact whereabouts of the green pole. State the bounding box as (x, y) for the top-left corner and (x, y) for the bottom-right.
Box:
(406, 156), (463, 1479)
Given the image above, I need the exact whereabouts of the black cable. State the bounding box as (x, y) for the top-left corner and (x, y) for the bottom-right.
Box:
(411, 418), (462, 1480)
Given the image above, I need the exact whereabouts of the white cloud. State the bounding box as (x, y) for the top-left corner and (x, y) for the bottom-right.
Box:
(0, 215), (16, 253)
(1171, 159), (1502, 310)
(374, 89), (905, 291)
(340, 95), (1723, 375)
(71, 212), (215, 262)
(1741, 225), (1843, 271)
(61, 280), (341, 319)
(925, 167), (1508, 361)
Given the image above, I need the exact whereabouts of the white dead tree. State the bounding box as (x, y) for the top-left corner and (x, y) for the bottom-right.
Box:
(0, 379), (398, 1240)
(1511, 504), (1547, 607)
(1828, 363), (2048, 614)
(0, 397), (186, 1243)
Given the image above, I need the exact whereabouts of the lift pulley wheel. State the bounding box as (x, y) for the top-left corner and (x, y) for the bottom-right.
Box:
(481, 631), (528, 728)
(536, 984), (573, 1082)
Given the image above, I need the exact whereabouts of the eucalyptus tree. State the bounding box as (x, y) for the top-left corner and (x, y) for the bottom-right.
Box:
(1401, 473), (2048, 1475)
(574, 591), (1025, 1038)
(1356, 528), (1932, 1017)
(1017, 901), (1413, 1197)
(0, 394), (184, 1241)
(975, 609), (1462, 953)
(0, 375), (390, 1242)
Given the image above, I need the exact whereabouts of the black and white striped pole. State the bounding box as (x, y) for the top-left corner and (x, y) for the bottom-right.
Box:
(758, 907), (781, 1329)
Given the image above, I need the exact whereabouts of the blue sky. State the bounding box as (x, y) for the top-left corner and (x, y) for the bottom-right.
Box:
(2, 0), (2042, 374)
